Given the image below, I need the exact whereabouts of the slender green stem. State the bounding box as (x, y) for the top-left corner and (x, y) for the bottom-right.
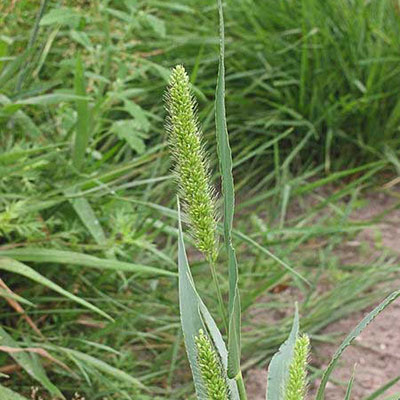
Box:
(209, 259), (228, 333)
(236, 371), (248, 400)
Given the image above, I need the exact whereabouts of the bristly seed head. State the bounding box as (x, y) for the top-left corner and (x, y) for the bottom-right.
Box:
(284, 334), (310, 400)
(165, 65), (218, 262)
(195, 329), (230, 400)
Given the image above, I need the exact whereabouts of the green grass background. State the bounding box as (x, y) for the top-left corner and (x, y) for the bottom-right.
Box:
(1, 0), (400, 398)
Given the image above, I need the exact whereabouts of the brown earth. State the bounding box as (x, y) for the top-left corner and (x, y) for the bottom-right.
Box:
(245, 190), (400, 400)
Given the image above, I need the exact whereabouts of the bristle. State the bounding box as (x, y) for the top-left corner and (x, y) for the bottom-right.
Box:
(284, 334), (310, 400)
(195, 329), (230, 400)
(165, 65), (218, 262)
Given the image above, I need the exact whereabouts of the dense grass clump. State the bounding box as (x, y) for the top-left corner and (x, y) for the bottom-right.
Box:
(1, 0), (400, 399)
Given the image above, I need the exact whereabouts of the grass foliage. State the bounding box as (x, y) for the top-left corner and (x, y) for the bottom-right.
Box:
(1, 0), (400, 398)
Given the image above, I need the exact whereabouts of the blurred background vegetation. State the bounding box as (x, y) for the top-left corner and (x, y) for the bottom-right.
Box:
(1, 0), (400, 398)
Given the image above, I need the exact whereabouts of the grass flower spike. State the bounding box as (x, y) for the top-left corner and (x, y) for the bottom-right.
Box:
(166, 65), (218, 262)
(285, 334), (310, 400)
(195, 329), (230, 400)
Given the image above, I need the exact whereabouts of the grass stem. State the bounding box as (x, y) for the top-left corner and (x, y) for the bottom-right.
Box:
(209, 259), (228, 333)
(235, 371), (248, 400)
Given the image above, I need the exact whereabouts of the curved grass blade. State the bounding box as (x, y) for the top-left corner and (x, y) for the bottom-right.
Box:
(66, 187), (107, 245)
(215, 0), (241, 380)
(344, 370), (355, 400)
(53, 346), (145, 390)
(316, 290), (400, 400)
(177, 202), (239, 400)
(0, 384), (29, 400)
(124, 198), (309, 283)
(0, 257), (112, 321)
(266, 305), (299, 400)
(0, 327), (63, 399)
(72, 52), (91, 171)
(364, 375), (400, 400)
(0, 248), (176, 277)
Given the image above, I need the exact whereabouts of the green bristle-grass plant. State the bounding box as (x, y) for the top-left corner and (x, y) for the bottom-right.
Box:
(167, 2), (400, 400)
(166, 64), (228, 330)
(284, 334), (310, 400)
(165, 65), (218, 264)
(195, 329), (230, 400)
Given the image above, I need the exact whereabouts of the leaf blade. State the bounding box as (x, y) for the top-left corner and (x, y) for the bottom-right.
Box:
(0, 257), (112, 321)
(0, 326), (63, 398)
(215, 0), (241, 379)
(316, 290), (400, 400)
(72, 53), (91, 170)
(0, 248), (176, 277)
(266, 306), (299, 400)
(177, 203), (240, 400)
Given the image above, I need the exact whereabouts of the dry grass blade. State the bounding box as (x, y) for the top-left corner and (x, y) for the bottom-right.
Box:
(0, 278), (44, 338)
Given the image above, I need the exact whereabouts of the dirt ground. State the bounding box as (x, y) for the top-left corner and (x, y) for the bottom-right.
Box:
(245, 190), (400, 400)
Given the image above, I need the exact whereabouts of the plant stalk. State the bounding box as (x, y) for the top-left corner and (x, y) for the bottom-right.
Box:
(209, 259), (228, 333)
(236, 371), (248, 400)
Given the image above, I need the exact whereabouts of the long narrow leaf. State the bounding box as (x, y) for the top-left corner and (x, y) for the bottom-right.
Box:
(316, 290), (400, 400)
(72, 52), (91, 170)
(344, 371), (355, 400)
(66, 187), (107, 245)
(0, 248), (176, 277)
(54, 347), (145, 390)
(0, 326), (63, 398)
(0, 257), (112, 321)
(266, 306), (299, 400)
(215, 0), (241, 379)
(177, 203), (239, 399)
(0, 384), (29, 400)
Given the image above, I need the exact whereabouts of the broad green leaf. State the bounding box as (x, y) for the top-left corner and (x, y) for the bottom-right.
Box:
(144, 14), (166, 38)
(40, 8), (82, 28)
(0, 248), (176, 277)
(215, 0), (241, 379)
(316, 290), (400, 400)
(0, 327), (63, 398)
(72, 53), (91, 170)
(0, 384), (29, 399)
(0, 257), (112, 321)
(266, 306), (299, 400)
(70, 30), (93, 50)
(111, 120), (148, 154)
(123, 100), (151, 132)
(177, 204), (239, 400)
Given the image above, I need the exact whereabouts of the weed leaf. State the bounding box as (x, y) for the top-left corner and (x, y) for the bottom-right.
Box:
(266, 305), (299, 400)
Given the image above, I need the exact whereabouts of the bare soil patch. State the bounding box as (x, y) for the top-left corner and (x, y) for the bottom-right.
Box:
(246, 190), (400, 399)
